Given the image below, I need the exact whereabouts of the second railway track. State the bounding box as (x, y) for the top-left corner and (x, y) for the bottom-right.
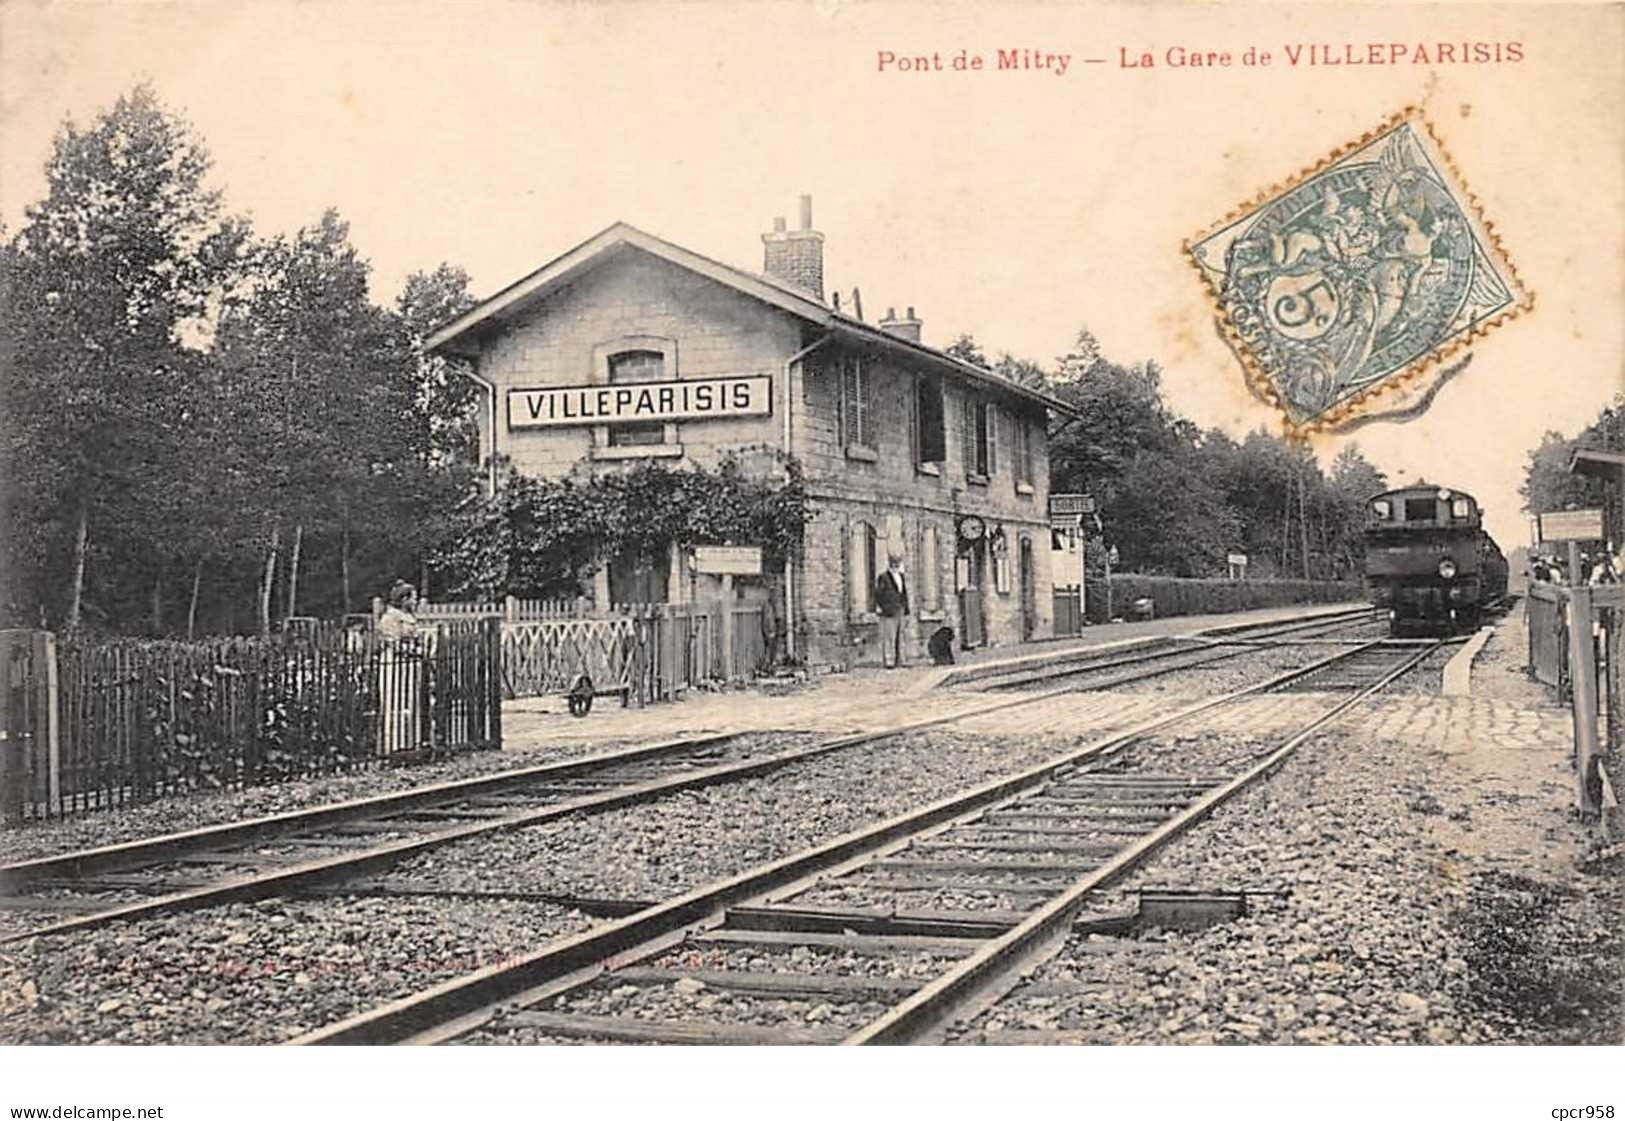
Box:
(289, 636), (1441, 1046)
(0, 609), (1384, 945)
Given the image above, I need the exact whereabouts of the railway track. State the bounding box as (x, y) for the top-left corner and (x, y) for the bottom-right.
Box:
(289, 637), (1440, 1045)
(0, 608), (1384, 945)
(969, 607), (1383, 692)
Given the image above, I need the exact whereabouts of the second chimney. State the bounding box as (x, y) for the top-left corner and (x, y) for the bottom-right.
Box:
(762, 194), (824, 301)
(878, 305), (923, 343)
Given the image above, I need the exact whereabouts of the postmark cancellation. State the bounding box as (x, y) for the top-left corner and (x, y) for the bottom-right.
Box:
(1187, 110), (1531, 433)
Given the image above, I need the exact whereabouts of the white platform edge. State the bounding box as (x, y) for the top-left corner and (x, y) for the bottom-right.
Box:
(1442, 625), (1495, 697)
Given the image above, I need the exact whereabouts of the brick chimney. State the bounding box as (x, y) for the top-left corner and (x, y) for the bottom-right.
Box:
(762, 195), (824, 300)
(878, 305), (923, 343)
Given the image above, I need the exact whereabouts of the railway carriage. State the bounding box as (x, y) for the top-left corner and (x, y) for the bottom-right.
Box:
(1363, 484), (1507, 635)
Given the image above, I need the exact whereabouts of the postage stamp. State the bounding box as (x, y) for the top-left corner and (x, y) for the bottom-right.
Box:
(1186, 110), (1532, 433)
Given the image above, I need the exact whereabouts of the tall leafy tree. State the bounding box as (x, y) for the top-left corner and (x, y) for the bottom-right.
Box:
(1, 85), (246, 629)
(1521, 396), (1625, 546)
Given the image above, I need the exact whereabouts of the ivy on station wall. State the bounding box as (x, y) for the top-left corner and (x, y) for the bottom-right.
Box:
(432, 448), (812, 601)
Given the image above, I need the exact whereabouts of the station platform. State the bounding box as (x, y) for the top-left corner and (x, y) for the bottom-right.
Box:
(502, 601), (1368, 748)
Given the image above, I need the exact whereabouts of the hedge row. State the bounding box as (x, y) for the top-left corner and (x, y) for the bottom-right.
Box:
(1084, 576), (1365, 624)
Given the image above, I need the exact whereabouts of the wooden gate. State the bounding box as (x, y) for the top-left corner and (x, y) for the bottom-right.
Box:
(1527, 585), (1568, 692)
(0, 631), (54, 823)
(1052, 589), (1083, 637)
(502, 616), (641, 700)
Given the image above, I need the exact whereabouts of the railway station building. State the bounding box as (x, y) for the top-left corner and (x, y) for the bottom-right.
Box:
(426, 198), (1074, 668)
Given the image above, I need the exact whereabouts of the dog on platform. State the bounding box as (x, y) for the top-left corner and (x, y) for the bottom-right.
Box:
(927, 625), (957, 666)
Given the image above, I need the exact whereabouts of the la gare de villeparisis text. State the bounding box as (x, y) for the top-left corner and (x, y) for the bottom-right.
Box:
(875, 41), (1525, 74)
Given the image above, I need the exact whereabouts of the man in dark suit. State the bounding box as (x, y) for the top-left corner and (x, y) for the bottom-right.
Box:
(874, 550), (910, 668)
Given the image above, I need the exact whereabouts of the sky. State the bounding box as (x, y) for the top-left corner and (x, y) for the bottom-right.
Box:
(3, 0), (1620, 549)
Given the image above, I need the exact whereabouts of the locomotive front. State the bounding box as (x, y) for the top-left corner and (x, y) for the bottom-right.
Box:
(1363, 486), (1491, 634)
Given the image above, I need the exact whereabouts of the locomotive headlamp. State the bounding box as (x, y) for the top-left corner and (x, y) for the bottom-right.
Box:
(1451, 498), (1471, 518)
(1438, 558), (1458, 579)
(1372, 500), (1391, 518)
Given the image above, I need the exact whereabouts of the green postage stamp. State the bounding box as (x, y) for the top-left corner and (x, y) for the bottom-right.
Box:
(1187, 110), (1531, 433)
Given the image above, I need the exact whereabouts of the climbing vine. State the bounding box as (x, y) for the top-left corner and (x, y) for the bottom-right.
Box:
(432, 449), (812, 600)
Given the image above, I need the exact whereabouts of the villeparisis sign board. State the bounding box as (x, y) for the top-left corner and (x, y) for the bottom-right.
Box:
(1537, 509), (1605, 543)
(508, 376), (772, 429)
(692, 546), (763, 576)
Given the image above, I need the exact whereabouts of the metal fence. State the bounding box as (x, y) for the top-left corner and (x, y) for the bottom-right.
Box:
(1, 621), (502, 824)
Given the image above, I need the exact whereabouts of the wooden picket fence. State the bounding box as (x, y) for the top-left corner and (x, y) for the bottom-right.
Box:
(0, 621), (502, 824)
(419, 596), (594, 622)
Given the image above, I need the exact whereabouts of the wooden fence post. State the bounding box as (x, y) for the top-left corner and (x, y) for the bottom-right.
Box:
(1567, 585), (1603, 819)
(486, 617), (504, 748)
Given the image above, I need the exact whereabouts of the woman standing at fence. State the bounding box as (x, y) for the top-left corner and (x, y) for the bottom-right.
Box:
(377, 581), (425, 754)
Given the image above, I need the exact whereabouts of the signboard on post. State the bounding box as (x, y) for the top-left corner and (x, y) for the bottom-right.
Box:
(1227, 552), (1248, 580)
(1049, 493), (1096, 518)
(1537, 509), (1605, 543)
(692, 546), (763, 576)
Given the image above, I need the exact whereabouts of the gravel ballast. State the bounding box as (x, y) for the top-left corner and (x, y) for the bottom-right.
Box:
(0, 727), (1090, 1043)
(0, 894), (595, 1044)
(381, 729), (1088, 900)
(0, 736), (681, 865)
(959, 699), (1622, 1044)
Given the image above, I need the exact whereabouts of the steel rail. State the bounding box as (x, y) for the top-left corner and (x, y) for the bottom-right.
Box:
(971, 608), (1381, 691)
(2, 609), (1381, 943)
(840, 640), (1442, 1045)
(287, 639), (1391, 1046)
(0, 732), (739, 890)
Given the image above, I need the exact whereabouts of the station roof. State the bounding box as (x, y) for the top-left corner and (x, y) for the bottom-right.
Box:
(424, 222), (1077, 416)
(1569, 448), (1625, 481)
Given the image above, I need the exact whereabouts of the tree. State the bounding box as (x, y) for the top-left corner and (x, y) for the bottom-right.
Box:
(1521, 396), (1625, 546)
(1, 84), (246, 629)
(942, 334), (989, 369)
(397, 264), (480, 470)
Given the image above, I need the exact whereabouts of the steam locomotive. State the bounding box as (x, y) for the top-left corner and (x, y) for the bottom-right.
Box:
(1363, 484), (1508, 635)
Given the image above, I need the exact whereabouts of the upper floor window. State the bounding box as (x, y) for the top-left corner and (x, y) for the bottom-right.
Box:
(916, 374), (946, 467)
(608, 350), (667, 447)
(842, 356), (874, 453)
(962, 397), (996, 479)
(1013, 413), (1034, 491)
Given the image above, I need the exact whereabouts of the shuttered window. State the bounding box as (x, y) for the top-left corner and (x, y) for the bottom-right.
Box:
(984, 402), (998, 477)
(849, 520), (877, 615)
(921, 525), (942, 611)
(961, 396), (979, 478)
(916, 375), (946, 464)
(842, 356), (872, 449)
(963, 396), (995, 478)
(1013, 414), (1033, 488)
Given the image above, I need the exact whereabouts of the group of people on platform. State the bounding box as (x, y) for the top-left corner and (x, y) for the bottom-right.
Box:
(1530, 546), (1621, 587)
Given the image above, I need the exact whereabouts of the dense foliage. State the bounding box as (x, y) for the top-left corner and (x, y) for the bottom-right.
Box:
(954, 328), (1389, 579)
(1520, 395), (1625, 547)
(1, 85), (1402, 636)
(0, 87), (479, 634)
(433, 453), (812, 600)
